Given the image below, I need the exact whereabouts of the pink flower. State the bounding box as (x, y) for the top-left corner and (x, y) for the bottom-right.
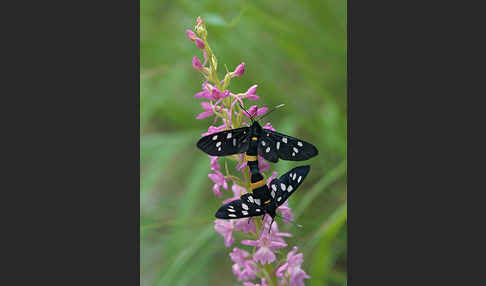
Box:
(263, 122), (275, 131)
(211, 88), (230, 100)
(209, 156), (220, 172)
(276, 247), (310, 286)
(214, 219), (235, 247)
(243, 279), (268, 286)
(194, 82), (217, 100)
(208, 170), (228, 197)
(237, 154), (269, 172)
(234, 217), (256, 233)
(230, 248), (257, 281)
(223, 183), (247, 204)
(186, 29), (196, 41)
(243, 105), (268, 119)
(241, 220), (288, 264)
(277, 201), (294, 224)
(231, 62), (245, 77)
(196, 16), (203, 25)
(244, 85), (259, 100)
(192, 56), (203, 70)
(201, 123), (226, 137)
(195, 38), (205, 49)
(196, 102), (214, 120)
(261, 215), (292, 247)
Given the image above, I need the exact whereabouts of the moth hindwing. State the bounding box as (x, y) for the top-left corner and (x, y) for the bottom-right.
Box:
(269, 165), (311, 206)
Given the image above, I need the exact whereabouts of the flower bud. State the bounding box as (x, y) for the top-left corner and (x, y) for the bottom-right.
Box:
(192, 56), (203, 70)
(185, 29), (196, 41)
(195, 38), (205, 50)
(231, 62), (245, 78)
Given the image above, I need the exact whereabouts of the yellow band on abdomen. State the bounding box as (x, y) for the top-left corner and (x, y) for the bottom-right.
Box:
(250, 179), (266, 189)
(245, 154), (257, 162)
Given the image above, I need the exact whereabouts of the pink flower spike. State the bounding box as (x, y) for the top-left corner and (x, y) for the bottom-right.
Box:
(192, 56), (203, 70)
(185, 29), (196, 41)
(245, 84), (259, 100)
(214, 219), (235, 247)
(231, 62), (245, 77)
(195, 37), (205, 49)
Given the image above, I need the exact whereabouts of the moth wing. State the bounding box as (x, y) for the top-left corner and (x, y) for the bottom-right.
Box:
(215, 194), (263, 219)
(197, 127), (250, 156)
(256, 133), (279, 163)
(268, 165), (310, 206)
(260, 129), (318, 161)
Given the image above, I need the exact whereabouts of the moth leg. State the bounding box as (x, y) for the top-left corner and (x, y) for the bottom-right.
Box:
(247, 217), (251, 224)
(268, 217), (275, 234)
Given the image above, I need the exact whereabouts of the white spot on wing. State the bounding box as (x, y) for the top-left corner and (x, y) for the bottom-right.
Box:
(242, 203), (249, 210)
(276, 142), (280, 150)
(287, 185), (293, 192)
(256, 209), (260, 212)
(255, 199), (261, 206)
(298, 176), (302, 183)
(228, 214), (236, 217)
(292, 152), (295, 156)
(212, 135), (218, 140)
(227, 133), (232, 139)
(280, 183), (286, 191)
(271, 184), (277, 191)
(277, 197), (282, 201)
(233, 138), (236, 146)
(271, 190), (275, 198)
(216, 141), (222, 147)
(282, 137), (287, 143)
(228, 208), (235, 212)
(242, 211), (248, 215)
(218, 147), (222, 151)
(266, 147), (270, 153)
(248, 196), (254, 203)
(292, 173), (297, 180)
(298, 141), (303, 147)
(261, 141), (266, 146)
(293, 147), (299, 153)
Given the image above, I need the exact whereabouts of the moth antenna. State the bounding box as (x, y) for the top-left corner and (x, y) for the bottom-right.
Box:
(256, 104), (285, 122)
(238, 102), (254, 123)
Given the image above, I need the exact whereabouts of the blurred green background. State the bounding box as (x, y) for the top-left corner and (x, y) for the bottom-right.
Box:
(141, 1), (346, 285)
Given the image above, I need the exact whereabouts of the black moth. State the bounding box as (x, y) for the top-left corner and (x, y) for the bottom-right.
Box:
(196, 114), (318, 163)
(215, 165), (310, 226)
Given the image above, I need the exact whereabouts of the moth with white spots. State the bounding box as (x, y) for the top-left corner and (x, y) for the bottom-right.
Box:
(215, 166), (311, 226)
(196, 120), (318, 163)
